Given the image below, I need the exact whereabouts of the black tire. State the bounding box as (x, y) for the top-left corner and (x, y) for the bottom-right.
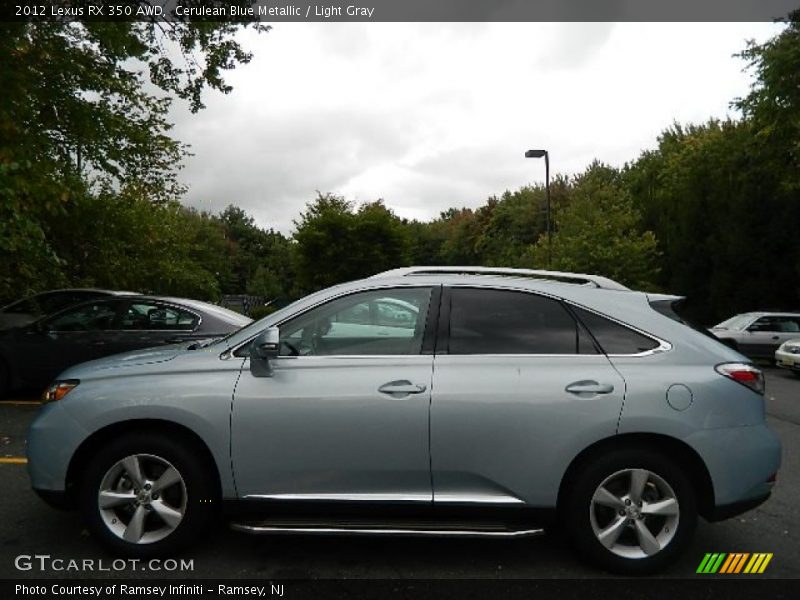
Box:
(563, 448), (697, 575)
(79, 432), (217, 558)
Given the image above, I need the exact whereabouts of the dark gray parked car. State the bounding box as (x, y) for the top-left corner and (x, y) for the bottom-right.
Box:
(0, 295), (251, 397)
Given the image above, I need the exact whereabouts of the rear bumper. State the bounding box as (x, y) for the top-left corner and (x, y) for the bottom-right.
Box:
(775, 350), (800, 371)
(706, 491), (771, 522)
(687, 423), (781, 508)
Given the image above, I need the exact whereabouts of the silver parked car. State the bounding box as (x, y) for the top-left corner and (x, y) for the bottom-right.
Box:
(710, 312), (800, 360)
(27, 267), (781, 574)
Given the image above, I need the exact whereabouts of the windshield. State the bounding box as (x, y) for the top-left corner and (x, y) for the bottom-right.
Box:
(713, 314), (754, 330)
(204, 296), (308, 349)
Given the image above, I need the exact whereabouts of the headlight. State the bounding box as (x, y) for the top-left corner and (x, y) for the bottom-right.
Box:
(42, 380), (79, 404)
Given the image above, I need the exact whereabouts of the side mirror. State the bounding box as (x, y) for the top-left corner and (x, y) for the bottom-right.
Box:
(250, 327), (280, 377)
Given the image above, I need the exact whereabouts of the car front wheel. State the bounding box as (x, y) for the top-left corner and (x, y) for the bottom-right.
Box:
(564, 449), (697, 574)
(80, 432), (216, 557)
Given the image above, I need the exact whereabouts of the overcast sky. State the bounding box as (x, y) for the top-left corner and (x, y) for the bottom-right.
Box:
(170, 22), (784, 234)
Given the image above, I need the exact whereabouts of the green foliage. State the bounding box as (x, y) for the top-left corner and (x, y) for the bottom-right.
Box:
(526, 163), (661, 290)
(735, 10), (800, 182)
(292, 194), (410, 293)
(0, 14), (266, 303)
(627, 118), (800, 324)
(249, 304), (279, 321)
(2, 14), (799, 328)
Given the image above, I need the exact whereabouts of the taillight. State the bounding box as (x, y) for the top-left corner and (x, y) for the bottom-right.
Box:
(715, 363), (765, 395)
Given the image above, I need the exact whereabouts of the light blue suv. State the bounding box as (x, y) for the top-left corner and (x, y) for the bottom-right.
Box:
(27, 267), (781, 574)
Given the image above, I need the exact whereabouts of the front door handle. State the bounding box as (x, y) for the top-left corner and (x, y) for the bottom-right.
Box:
(772, 336), (780, 340)
(378, 380), (427, 397)
(565, 380), (615, 396)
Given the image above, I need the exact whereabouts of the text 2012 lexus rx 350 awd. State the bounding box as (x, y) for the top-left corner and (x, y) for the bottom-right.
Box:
(27, 267), (781, 574)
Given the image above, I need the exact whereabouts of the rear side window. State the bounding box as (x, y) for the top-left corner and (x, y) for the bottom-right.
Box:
(572, 306), (659, 355)
(120, 302), (200, 331)
(448, 288), (598, 355)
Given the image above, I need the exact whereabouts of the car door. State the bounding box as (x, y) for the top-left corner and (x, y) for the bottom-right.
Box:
(15, 299), (124, 388)
(741, 316), (784, 358)
(231, 285), (438, 501)
(430, 286), (626, 507)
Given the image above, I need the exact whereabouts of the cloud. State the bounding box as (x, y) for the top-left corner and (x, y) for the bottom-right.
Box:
(170, 22), (784, 234)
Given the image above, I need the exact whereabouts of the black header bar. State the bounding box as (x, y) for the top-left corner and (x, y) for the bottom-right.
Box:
(3, 0), (799, 23)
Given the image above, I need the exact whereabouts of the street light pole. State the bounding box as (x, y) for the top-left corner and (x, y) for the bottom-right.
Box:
(524, 149), (551, 267)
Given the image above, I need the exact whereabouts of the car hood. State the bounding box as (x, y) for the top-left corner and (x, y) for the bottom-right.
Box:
(59, 344), (186, 379)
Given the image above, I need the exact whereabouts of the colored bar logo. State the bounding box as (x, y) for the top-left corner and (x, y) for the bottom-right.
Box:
(696, 553), (773, 574)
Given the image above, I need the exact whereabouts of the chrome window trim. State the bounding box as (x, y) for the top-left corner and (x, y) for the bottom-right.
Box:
(222, 281), (672, 360)
(48, 300), (203, 334)
(117, 301), (203, 334)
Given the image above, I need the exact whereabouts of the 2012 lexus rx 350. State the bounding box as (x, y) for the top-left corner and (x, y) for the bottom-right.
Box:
(27, 267), (781, 574)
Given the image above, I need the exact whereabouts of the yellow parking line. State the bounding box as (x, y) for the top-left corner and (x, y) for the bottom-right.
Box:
(0, 457), (27, 464)
(0, 400), (41, 405)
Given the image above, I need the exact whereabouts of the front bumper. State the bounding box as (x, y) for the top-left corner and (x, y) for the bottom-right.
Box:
(26, 400), (88, 492)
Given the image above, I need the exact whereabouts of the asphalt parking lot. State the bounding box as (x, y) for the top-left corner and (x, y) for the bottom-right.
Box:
(0, 368), (798, 580)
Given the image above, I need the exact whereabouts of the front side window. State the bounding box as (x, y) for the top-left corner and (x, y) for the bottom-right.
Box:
(448, 288), (596, 355)
(120, 302), (199, 331)
(45, 301), (120, 332)
(279, 288), (432, 356)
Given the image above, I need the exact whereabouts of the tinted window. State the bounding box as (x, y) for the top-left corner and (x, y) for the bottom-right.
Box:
(279, 288), (432, 356)
(46, 301), (119, 332)
(572, 306), (659, 354)
(2, 291), (103, 316)
(448, 288), (596, 355)
(120, 302), (199, 331)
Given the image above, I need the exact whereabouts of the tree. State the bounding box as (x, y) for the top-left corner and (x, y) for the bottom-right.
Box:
(526, 163), (661, 290)
(293, 194), (410, 292)
(735, 10), (800, 181)
(0, 15), (266, 301)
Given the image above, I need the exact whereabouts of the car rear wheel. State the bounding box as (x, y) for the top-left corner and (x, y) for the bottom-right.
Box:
(80, 432), (216, 557)
(564, 449), (697, 574)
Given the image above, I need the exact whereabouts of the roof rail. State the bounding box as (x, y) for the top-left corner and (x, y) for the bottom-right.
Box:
(371, 266), (631, 291)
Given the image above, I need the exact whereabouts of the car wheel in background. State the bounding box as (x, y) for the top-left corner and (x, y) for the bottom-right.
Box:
(564, 449), (697, 575)
(79, 432), (216, 557)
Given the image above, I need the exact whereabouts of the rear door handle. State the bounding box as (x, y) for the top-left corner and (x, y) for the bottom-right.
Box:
(378, 380), (427, 397)
(565, 380), (614, 396)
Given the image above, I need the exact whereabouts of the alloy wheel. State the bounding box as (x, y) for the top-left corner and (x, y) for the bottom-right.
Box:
(97, 453), (187, 544)
(589, 468), (680, 559)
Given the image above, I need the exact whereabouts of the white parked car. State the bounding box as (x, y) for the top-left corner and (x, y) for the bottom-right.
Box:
(710, 312), (800, 360)
(775, 339), (800, 377)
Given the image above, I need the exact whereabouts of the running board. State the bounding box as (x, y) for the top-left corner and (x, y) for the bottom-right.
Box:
(230, 519), (544, 539)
